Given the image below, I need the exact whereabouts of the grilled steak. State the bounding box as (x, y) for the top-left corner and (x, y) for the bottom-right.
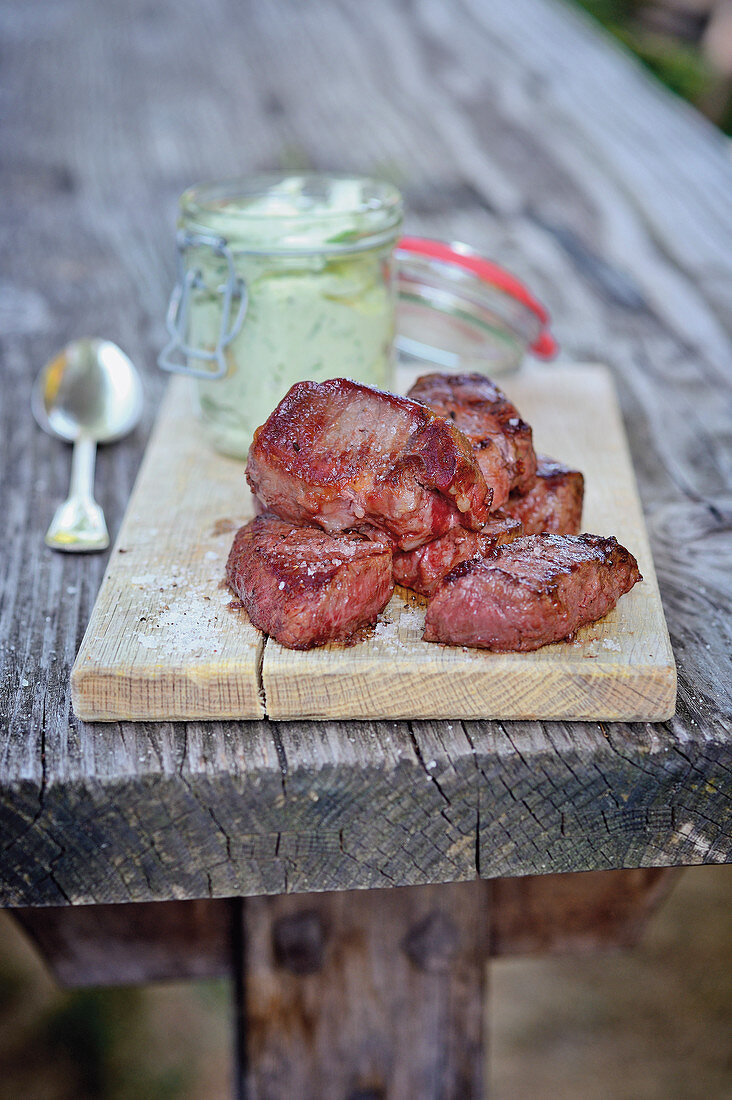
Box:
(393, 510), (523, 596)
(407, 372), (537, 510)
(503, 454), (584, 535)
(226, 513), (393, 649)
(424, 533), (641, 651)
(246, 378), (492, 551)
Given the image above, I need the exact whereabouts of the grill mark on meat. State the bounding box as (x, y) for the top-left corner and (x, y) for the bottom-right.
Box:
(407, 372), (538, 510)
(226, 513), (393, 650)
(246, 378), (492, 550)
(424, 533), (641, 651)
(392, 510), (523, 596)
(503, 454), (584, 535)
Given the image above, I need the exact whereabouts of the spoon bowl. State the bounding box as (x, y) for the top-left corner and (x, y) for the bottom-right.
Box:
(32, 338), (143, 444)
(32, 338), (144, 551)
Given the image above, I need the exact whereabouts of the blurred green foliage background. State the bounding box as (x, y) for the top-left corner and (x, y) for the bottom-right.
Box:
(574, 1), (732, 133)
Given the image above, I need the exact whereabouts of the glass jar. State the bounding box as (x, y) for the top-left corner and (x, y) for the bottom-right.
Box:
(160, 172), (403, 458)
(394, 237), (557, 377)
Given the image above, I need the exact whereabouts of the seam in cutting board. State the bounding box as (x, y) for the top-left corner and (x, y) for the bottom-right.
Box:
(257, 634), (269, 716)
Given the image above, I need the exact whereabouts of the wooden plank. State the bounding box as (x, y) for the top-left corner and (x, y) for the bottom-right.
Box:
(12, 898), (232, 986)
(264, 364), (676, 721)
(2, 634), (729, 912)
(9, 869), (676, 989)
(490, 867), (679, 956)
(70, 380), (264, 721)
(241, 881), (490, 1099)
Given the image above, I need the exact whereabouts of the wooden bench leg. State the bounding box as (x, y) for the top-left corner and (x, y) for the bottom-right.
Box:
(237, 880), (491, 1099)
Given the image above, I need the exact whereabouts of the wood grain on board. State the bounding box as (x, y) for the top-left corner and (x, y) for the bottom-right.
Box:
(71, 364), (675, 724)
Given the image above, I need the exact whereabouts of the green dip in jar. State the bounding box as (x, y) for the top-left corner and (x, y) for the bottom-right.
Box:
(160, 173), (403, 458)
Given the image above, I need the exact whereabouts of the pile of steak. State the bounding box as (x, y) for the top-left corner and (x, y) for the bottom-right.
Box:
(424, 534), (641, 651)
(234, 377), (491, 647)
(226, 513), (393, 649)
(229, 373), (640, 651)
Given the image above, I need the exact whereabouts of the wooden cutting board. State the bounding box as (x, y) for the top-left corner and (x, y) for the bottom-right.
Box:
(71, 365), (676, 723)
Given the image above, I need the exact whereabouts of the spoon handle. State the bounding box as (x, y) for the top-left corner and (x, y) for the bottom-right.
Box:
(45, 437), (110, 552)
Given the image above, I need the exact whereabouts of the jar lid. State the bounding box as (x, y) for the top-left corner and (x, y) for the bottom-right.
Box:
(395, 236), (557, 375)
(179, 173), (403, 254)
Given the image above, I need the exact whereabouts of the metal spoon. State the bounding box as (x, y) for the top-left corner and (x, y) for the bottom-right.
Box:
(32, 338), (144, 552)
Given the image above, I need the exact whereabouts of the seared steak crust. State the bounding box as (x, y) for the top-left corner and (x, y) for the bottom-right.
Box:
(226, 514), (393, 650)
(246, 378), (492, 551)
(504, 454), (584, 535)
(393, 510), (523, 596)
(407, 372), (537, 510)
(424, 533), (641, 651)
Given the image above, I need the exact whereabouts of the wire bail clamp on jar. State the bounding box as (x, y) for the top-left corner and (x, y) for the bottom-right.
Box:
(158, 229), (248, 380)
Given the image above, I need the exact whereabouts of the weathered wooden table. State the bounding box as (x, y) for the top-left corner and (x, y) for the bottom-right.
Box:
(2, 0), (731, 1095)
